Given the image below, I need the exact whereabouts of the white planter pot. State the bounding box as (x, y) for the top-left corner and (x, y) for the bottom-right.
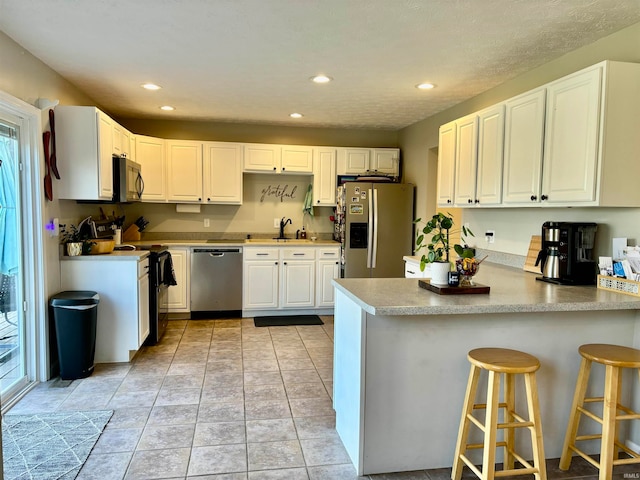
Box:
(429, 261), (451, 285)
(66, 242), (83, 256)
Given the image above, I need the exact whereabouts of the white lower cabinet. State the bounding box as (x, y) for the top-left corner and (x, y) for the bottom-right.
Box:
(167, 247), (190, 313)
(403, 256), (431, 278)
(138, 265), (150, 347)
(243, 248), (280, 310)
(60, 255), (150, 363)
(316, 248), (340, 307)
(243, 245), (339, 314)
(281, 249), (315, 308)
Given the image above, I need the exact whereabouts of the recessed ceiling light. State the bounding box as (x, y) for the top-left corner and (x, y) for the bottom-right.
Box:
(141, 83), (162, 90)
(290, 113), (303, 119)
(311, 75), (332, 84)
(160, 105), (175, 111)
(416, 83), (436, 90)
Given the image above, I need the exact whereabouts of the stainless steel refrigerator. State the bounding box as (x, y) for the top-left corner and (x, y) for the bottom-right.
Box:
(342, 182), (414, 278)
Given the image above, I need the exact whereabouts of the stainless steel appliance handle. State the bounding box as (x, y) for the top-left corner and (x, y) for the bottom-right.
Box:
(367, 188), (373, 268)
(136, 172), (145, 198)
(372, 188), (378, 269)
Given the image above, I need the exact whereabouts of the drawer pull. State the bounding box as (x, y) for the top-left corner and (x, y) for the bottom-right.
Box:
(293, 253), (305, 256)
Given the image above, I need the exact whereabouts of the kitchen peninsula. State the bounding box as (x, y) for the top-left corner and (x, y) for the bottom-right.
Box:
(332, 263), (640, 475)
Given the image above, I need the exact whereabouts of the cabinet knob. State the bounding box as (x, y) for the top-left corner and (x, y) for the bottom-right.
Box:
(447, 199), (452, 204)
(207, 198), (211, 201)
(283, 261), (287, 265)
(282, 167), (285, 172)
(541, 194), (548, 201)
(198, 198), (201, 201)
(317, 200), (320, 203)
(475, 199), (480, 204)
(467, 199), (472, 204)
(273, 167), (277, 171)
(275, 261), (278, 265)
(530, 195), (537, 201)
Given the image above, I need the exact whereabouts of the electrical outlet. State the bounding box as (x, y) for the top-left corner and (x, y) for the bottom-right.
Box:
(274, 218), (280, 228)
(204, 218), (210, 228)
(485, 230), (495, 244)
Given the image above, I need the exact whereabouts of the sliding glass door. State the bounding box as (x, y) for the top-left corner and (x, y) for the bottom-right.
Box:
(0, 114), (28, 398)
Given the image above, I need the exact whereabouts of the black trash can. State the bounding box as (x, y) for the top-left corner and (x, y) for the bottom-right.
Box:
(50, 291), (99, 380)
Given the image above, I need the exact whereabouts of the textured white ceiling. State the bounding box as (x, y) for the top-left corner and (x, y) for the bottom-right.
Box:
(1, 0), (639, 129)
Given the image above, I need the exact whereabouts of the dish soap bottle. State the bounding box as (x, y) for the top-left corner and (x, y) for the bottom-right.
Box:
(300, 226), (307, 239)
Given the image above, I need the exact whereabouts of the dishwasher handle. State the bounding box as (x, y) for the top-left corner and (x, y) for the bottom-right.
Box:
(193, 248), (242, 255)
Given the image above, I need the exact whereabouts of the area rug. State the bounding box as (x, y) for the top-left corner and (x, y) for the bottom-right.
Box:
(254, 314), (324, 327)
(2, 410), (113, 480)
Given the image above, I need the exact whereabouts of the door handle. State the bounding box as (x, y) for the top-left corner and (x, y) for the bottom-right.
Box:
(367, 189), (373, 269)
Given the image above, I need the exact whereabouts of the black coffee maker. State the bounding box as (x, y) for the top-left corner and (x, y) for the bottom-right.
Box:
(535, 221), (598, 285)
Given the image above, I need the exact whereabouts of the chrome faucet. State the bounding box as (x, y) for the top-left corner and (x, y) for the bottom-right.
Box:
(279, 217), (292, 239)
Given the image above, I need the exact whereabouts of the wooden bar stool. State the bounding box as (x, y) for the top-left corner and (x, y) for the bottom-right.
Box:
(452, 347), (546, 480)
(560, 344), (640, 480)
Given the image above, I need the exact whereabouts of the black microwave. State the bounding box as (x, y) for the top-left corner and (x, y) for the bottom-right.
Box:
(113, 155), (144, 202)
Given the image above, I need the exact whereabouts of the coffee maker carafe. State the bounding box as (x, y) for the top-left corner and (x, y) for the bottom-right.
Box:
(536, 223), (562, 279)
(536, 221), (598, 285)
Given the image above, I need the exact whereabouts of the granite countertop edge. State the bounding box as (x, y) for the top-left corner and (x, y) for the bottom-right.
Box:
(333, 263), (640, 316)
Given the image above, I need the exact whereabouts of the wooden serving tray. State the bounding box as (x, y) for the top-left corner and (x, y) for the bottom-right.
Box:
(418, 279), (490, 295)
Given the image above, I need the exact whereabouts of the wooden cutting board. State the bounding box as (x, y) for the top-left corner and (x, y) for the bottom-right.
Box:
(524, 235), (542, 273)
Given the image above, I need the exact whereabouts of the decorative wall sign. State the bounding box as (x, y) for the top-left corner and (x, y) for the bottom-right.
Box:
(260, 184), (298, 203)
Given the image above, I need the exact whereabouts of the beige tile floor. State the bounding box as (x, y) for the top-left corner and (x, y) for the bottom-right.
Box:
(8, 316), (367, 480)
(6, 316), (638, 479)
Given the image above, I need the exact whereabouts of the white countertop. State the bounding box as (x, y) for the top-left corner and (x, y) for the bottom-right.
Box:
(333, 262), (640, 316)
(60, 251), (150, 261)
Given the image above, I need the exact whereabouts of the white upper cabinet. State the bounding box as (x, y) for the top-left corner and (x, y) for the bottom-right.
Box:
(243, 143), (282, 172)
(502, 88), (546, 205)
(55, 106), (115, 201)
(312, 147), (337, 206)
(452, 114), (479, 206)
(502, 61), (640, 207)
(475, 105), (505, 206)
(113, 124), (131, 159)
(281, 145), (313, 174)
(166, 140), (203, 203)
(339, 147), (370, 174)
(436, 121), (456, 206)
(370, 148), (400, 174)
(439, 107), (505, 208)
(135, 135), (167, 202)
(243, 144), (312, 174)
(586, 61), (640, 207)
(97, 112), (114, 200)
(337, 147), (399, 176)
(541, 67), (601, 205)
(203, 142), (243, 204)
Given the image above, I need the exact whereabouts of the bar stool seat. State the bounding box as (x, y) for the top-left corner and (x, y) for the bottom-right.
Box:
(560, 344), (640, 480)
(452, 347), (546, 480)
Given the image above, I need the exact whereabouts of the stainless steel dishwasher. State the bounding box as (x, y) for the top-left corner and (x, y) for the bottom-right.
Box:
(191, 247), (243, 313)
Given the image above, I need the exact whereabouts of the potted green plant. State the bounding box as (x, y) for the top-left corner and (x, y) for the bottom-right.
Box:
(60, 223), (94, 256)
(414, 212), (474, 285)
